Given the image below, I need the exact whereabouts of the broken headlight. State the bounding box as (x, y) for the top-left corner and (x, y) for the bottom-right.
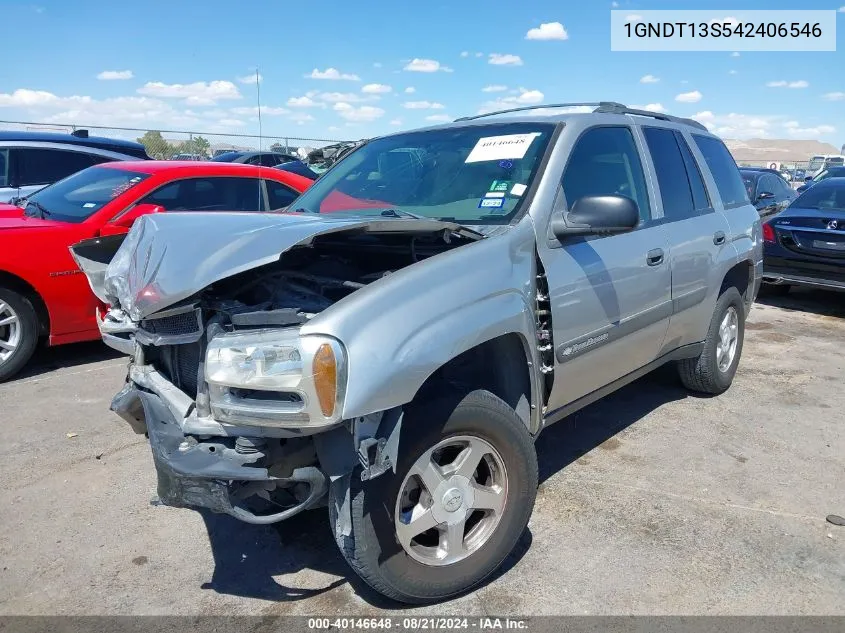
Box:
(205, 329), (346, 427)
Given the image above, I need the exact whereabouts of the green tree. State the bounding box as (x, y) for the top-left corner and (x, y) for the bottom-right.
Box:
(136, 131), (173, 159)
(190, 136), (210, 158)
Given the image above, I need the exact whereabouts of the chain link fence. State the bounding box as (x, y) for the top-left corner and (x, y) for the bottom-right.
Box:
(1, 120), (349, 161)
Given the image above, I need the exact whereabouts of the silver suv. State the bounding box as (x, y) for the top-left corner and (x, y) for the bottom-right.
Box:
(73, 102), (762, 603)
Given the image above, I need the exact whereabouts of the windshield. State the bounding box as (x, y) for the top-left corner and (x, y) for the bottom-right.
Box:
(792, 183), (845, 211)
(825, 157), (844, 167)
(26, 166), (150, 223)
(290, 122), (556, 224)
(808, 157), (825, 171)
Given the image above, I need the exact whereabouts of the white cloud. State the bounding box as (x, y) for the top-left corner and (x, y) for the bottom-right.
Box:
(317, 91), (368, 103)
(0, 88), (64, 106)
(389, 118), (402, 126)
(630, 103), (667, 113)
(460, 51), (470, 57)
(786, 125), (836, 138)
(766, 80), (809, 88)
(823, 91), (845, 101)
(404, 87), (416, 94)
(479, 88), (545, 113)
(611, 1), (619, 6)
(333, 102), (385, 122)
(362, 83), (392, 94)
(731, 51), (740, 57)
(217, 118), (245, 128)
(373, 62), (383, 68)
(482, 85), (508, 93)
(675, 90), (703, 103)
(97, 70), (133, 81)
(288, 112), (315, 123)
(403, 58), (453, 73)
(475, 52), (483, 58)
(425, 114), (452, 122)
(306, 67), (360, 81)
(625, 15), (644, 23)
(525, 22), (569, 41)
(489, 53), (523, 66)
(639, 74), (660, 84)
(237, 73), (262, 84)
(287, 95), (323, 108)
(783, 121), (800, 129)
(729, 70), (738, 75)
(402, 100), (445, 110)
(230, 105), (287, 116)
(137, 80), (241, 105)
(839, 6), (845, 11)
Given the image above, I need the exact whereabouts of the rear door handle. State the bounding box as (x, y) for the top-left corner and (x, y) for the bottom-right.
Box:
(647, 248), (664, 266)
(713, 231), (726, 245)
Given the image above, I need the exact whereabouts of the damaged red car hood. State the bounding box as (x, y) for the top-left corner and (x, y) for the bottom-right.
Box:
(71, 210), (481, 321)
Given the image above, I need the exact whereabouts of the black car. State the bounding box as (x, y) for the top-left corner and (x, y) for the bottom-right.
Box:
(796, 166), (845, 193)
(210, 151), (298, 167)
(739, 168), (797, 219)
(762, 177), (845, 294)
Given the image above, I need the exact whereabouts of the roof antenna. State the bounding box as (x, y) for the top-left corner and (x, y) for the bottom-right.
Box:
(254, 67), (263, 209)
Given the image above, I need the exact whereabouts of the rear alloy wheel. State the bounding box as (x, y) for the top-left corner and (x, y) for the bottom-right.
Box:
(330, 389), (538, 604)
(677, 287), (745, 395)
(0, 289), (39, 383)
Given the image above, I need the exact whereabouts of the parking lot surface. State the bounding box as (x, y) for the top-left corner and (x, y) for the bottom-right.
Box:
(0, 290), (843, 616)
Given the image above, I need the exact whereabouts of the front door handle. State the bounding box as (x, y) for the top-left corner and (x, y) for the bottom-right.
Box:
(647, 248), (664, 266)
(713, 231), (726, 245)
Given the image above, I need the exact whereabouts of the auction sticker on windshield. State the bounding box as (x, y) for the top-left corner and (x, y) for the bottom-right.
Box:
(466, 134), (539, 163)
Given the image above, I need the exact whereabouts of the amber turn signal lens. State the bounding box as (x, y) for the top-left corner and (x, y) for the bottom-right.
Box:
(312, 343), (337, 417)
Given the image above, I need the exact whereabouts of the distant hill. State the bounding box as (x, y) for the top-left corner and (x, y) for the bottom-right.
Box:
(725, 138), (840, 164)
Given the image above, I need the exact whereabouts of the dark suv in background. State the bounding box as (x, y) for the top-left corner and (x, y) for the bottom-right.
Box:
(739, 167), (797, 219)
(0, 130), (150, 202)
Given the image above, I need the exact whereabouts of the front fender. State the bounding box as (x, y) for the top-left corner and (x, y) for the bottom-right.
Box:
(344, 290), (536, 420)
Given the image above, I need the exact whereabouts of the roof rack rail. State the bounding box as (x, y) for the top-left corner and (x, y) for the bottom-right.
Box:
(592, 103), (709, 131)
(454, 102), (624, 122)
(454, 101), (709, 131)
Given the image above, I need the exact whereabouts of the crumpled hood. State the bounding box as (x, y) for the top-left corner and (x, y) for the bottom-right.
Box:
(79, 211), (480, 321)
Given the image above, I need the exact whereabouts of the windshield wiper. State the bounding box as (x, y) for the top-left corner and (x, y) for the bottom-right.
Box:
(379, 208), (427, 220)
(25, 200), (52, 219)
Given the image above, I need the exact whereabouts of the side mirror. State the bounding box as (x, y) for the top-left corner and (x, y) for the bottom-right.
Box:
(804, 176), (813, 182)
(108, 203), (164, 228)
(551, 195), (640, 239)
(796, 184), (808, 193)
(756, 191), (775, 201)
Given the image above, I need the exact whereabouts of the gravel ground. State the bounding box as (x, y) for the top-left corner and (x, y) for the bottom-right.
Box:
(0, 289), (843, 616)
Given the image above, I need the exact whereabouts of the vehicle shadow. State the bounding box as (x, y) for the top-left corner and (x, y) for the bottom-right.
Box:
(199, 497), (534, 608)
(755, 287), (845, 319)
(536, 366), (691, 483)
(13, 341), (123, 381)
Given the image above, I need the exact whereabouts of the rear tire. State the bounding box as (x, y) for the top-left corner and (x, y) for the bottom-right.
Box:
(329, 389), (538, 604)
(677, 287), (745, 395)
(0, 288), (39, 383)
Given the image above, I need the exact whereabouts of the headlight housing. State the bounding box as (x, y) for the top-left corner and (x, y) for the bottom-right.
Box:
(205, 329), (346, 428)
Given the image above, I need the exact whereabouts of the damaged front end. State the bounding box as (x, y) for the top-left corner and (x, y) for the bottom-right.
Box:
(71, 211), (479, 525)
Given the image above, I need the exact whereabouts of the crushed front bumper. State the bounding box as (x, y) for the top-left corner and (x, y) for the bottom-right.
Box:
(112, 379), (328, 524)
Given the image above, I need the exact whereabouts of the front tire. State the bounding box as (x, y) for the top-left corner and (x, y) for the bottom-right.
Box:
(0, 289), (39, 383)
(677, 287), (745, 395)
(330, 389), (538, 604)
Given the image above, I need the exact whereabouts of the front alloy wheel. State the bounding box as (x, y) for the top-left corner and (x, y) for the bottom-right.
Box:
(330, 389), (538, 604)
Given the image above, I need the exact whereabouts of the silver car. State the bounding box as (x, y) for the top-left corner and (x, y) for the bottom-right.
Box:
(0, 130), (149, 202)
(73, 102), (762, 603)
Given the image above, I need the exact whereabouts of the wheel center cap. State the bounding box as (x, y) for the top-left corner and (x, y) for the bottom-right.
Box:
(441, 488), (464, 512)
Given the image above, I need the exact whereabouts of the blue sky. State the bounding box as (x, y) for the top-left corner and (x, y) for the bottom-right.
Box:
(2, 0), (845, 147)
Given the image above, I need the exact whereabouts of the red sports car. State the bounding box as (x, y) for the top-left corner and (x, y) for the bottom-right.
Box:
(0, 160), (312, 381)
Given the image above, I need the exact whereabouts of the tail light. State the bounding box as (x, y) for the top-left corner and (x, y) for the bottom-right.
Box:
(762, 222), (775, 243)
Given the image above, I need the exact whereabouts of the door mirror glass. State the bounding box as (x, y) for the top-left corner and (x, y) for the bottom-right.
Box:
(108, 203), (164, 228)
(552, 195), (639, 239)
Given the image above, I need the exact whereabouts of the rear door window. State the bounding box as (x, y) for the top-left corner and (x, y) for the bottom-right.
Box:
(265, 179), (299, 209)
(692, 135), (749, 208)
(675, 133), (711, 211)
(14, 148), (100, 186)
(643, 127), (694, 221)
